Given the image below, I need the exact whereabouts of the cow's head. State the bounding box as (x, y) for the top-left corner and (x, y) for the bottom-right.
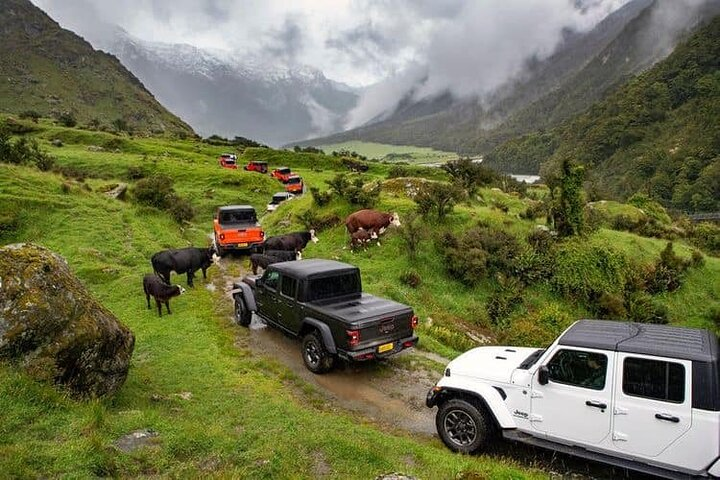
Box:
(390, 213), (401, 227)
(207, 246), (221, 265)
(295, 251), (303, 260)
(370, 230), (378, 239)
(309, 229), (319, 244)
(176, 285), (187, 295)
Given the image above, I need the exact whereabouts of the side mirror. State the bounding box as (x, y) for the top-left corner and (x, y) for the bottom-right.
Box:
(538, 366), (549, 385)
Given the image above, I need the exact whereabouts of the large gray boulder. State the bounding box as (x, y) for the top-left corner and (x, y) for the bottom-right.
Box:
(0, 243), (134, 397)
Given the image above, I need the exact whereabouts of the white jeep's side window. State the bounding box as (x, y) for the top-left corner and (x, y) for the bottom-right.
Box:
(622, 357), (685, 403)
(546, 349), (608, 390)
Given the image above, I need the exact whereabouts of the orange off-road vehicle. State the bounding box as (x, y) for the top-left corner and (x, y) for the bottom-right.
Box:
(213, 205), (265, 255)
(285, 175), (304, 194)
(271, 167), (293, 183)
(218, 153), (238, 169)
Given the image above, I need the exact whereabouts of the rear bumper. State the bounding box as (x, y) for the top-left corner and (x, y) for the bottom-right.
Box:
(218, 241), (264, 252)
(340, 335), (418, 362)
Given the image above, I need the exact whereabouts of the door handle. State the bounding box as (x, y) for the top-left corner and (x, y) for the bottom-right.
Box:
(655, 413), (680, 423)
(586, 400), (607, 410)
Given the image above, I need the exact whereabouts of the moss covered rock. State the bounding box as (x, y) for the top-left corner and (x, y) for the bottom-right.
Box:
(0, 243), (134, 397)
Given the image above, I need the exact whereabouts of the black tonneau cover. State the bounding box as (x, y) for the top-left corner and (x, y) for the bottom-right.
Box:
(310, 293), (412, 327)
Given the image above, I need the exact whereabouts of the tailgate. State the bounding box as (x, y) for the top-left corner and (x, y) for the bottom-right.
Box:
(220, 226), (264, 246)
(355, 312), (415, 351)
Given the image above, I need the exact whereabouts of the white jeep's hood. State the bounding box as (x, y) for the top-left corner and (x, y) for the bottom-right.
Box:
(447, 346), (540, 383)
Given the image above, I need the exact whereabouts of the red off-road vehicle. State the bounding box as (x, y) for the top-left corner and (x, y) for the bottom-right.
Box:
(285, 175), (304, 194)
(271, 167), (293, 183)
(244, 160), (268, 174)
(218, 153), (238, 169)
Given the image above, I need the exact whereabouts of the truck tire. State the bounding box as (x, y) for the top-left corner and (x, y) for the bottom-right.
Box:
(302, 331), (334, 374)
(233, 294), (251, 327)
(436, 398), (493, 454)
(214, 236), (226, 257)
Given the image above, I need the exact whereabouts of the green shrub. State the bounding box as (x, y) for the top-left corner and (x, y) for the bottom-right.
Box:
(0, 207), (24, 241)
(708, 306), (720, 329)
(133, 174), (175, 209)
(442, 157), (498, 197)
(415, 181), (465, 220)
(309, 187), (332, 206)
(19, 110), (40, 123)
(625, 291), (669, 324)
(297, 210), (341, 231)
(424, 324), (476, 353)
(596, 292), (627, 319)
(166, 194), (195, 223)
(387, 165), (409, 178)
(57, 112), (77, 127)
(126, 165), (150, 180)
(399, 270), (422, 288)
(552, 241), (628, 301)
(487, 276), (523, 327)
(520, 201), (546, 221)
(501, 303), (571, 346)
(690, 222), (720, 256)
(645, 243), (689, 294)
(398, 213), (425, 261)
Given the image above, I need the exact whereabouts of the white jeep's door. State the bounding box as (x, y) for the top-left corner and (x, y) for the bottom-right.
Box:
(531, 347), (614, 446)
(612, 353), (692, 457)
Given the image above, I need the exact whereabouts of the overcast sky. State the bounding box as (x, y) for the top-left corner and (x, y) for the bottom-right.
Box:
(32, 0), (633, 89)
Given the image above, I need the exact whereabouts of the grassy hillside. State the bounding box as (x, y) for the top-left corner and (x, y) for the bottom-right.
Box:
(488, 14), (720, 212)
(2, 119), (719, 476)
(317, 141), (459, 165)
(0, 0), (194, 137)
(0, 126), (538, 478)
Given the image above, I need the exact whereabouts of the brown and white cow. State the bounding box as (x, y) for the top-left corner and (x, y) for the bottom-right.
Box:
(345, 210), (401, 239)
(349, 228), (378, 251)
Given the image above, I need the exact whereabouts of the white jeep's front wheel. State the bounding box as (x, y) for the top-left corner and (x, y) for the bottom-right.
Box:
(436, 398), (493, 454)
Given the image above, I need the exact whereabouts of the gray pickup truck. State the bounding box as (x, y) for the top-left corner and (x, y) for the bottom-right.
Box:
(232, 259), (419, 373)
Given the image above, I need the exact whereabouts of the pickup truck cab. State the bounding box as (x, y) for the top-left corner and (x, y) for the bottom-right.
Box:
(285, 175), (304, 194)
(271, 167), (293, 183)
(213, 205), (265, 255)
(232, 259), (419, 373)
(427, 319), (720, 479)
(218, 153), (237, 169)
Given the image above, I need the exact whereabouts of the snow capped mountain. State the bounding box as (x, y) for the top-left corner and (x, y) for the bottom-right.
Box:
(93, 28), (358, 146)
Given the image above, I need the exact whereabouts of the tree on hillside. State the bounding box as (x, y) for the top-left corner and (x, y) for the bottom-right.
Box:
(441, 158), (498, 197)
(547, 157), (585, 237)
(415, 182), (465, 220)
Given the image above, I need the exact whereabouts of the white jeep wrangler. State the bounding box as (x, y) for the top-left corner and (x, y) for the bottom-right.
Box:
(427, 320), (720, 479)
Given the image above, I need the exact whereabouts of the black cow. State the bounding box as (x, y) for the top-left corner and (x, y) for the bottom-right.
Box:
(143, 274), (185, 317)
(151, 246), (220, 287)
(263, 230), (318, 252)
(249, 250), (301, 274)
(264, 250), (301, 261)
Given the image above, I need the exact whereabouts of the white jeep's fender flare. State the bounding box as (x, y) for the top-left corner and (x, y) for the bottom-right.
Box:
(436, 377), (517, 429)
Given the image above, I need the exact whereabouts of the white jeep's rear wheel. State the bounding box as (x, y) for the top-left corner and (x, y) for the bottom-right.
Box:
(436, 398), (493, 454)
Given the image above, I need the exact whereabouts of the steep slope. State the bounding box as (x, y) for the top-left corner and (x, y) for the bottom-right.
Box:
(0, 0), (194, 136)
(493, 14), (720, 212)
(303, 0), (716, 157)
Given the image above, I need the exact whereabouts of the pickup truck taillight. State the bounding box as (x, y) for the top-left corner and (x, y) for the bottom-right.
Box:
(410, 315), (419, 329)
(260, 231), (265, 238)
(346, 329), (360, 347)
(219, 233), (225, 240)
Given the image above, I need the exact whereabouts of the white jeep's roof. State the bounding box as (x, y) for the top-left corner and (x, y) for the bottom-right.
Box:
(559, 319), (718, 363)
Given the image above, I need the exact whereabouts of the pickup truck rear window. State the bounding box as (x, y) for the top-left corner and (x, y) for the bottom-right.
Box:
(307, 273), (360, 302)
(220, 210), (257, 224)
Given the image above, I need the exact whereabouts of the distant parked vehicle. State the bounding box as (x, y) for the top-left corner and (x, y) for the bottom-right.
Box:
(213, 205), (265, 255)
(231, 259), (419, 373)
(244, 160), (268, 174)
(218, 153), (238, 169)
(285, 175), (304, 194)
(267, 192), (294, 212)
(271, 167), (293, 183)
(427, 319), (720, 479)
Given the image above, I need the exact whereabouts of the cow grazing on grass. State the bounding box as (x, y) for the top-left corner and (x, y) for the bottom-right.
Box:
(345, 210), (401, 237)
(143, 274), (185, 317)
(350, 228), (378, 251)
(151, 246), (220, 287)
(263, 230), (318, 252)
